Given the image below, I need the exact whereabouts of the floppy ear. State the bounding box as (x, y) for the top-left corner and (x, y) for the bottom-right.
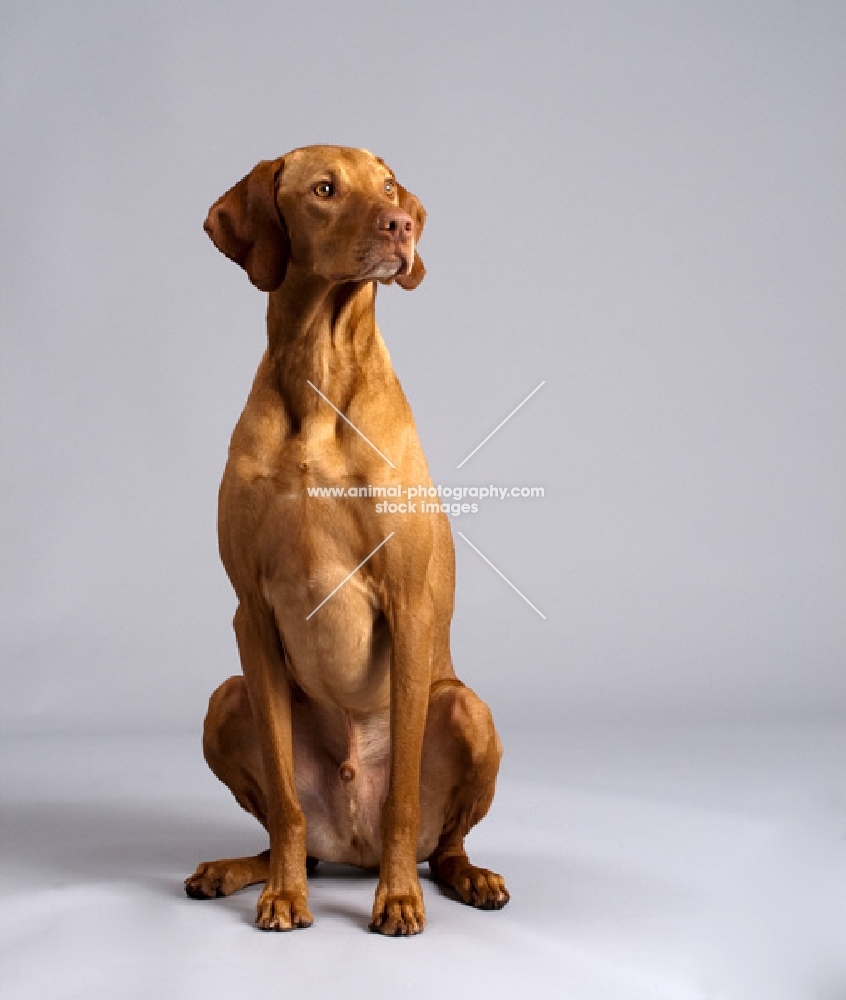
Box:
(394, 182), (426, 291)
(204, 158), (289, 292)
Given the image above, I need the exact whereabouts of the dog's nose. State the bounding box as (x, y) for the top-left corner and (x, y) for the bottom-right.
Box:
(376, 208), (414, 242)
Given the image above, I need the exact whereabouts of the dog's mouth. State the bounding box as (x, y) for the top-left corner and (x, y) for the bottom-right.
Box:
(368, 258), (405, 279)
(366, 243), (414, 280)
(328, 250), (412, 283)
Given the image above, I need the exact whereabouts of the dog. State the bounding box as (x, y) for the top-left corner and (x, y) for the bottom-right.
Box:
(185, 146), (509, 935)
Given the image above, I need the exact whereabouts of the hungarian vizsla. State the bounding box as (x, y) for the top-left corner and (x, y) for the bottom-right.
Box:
(184, 145), (509, 935)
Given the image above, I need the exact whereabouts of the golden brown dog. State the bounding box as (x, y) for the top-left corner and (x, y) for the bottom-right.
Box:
(185, 145), (508, 935)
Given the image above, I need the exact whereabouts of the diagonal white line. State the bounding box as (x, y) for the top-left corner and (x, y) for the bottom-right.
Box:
(456, 380), (545, 468)
(305, 532), (395, 620)
(457, 532), (546, 619)
(307, 380), (396, 469)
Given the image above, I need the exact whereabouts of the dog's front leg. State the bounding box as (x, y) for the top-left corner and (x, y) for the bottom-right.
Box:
(233, 603), (313, 931)
(370, 603), (433, 936)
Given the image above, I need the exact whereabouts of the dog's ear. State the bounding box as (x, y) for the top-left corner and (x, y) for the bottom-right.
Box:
(204, 158), (289, 292)
(394, 182), (426, 291)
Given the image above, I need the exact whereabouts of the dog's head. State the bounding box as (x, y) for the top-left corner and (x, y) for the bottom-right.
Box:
(204, 146), (426, 293)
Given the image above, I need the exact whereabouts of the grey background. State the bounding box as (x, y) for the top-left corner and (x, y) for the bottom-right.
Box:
(3, 6), (845, 999)
(2, 0), (844, 734)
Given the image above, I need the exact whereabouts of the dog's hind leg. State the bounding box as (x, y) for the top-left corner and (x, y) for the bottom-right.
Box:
(422, 681), (510, 910)
(186, 676), (274, 899)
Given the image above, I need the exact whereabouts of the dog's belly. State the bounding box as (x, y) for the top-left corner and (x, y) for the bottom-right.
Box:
(294, 718), (389, 867)
(291, 704), (443, 867)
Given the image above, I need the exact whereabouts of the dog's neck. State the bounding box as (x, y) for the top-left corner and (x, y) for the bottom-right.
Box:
(264, 273), (383, 426)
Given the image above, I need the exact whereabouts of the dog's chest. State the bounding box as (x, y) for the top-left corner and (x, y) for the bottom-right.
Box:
(254, 462), (393, 713)
(225, 399), (405, 711)
(275, 569), (391, 713)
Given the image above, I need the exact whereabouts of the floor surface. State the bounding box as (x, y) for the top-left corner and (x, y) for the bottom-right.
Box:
(2, 725), (845, 1000)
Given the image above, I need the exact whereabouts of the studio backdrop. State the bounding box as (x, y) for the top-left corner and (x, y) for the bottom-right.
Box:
(1, 0), (844, 734)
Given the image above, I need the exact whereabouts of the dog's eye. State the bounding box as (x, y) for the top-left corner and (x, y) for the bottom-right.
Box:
(384, 179), (396, 196)
(314, 181), (334, 198)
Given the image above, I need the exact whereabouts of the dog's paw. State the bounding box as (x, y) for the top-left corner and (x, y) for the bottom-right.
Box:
(447, 864), (510, 910)
(255, 887), (313, 931)
(185, 860), (239, 899)
(185, 852), (269, 900)
(369, 882), (426, 936)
